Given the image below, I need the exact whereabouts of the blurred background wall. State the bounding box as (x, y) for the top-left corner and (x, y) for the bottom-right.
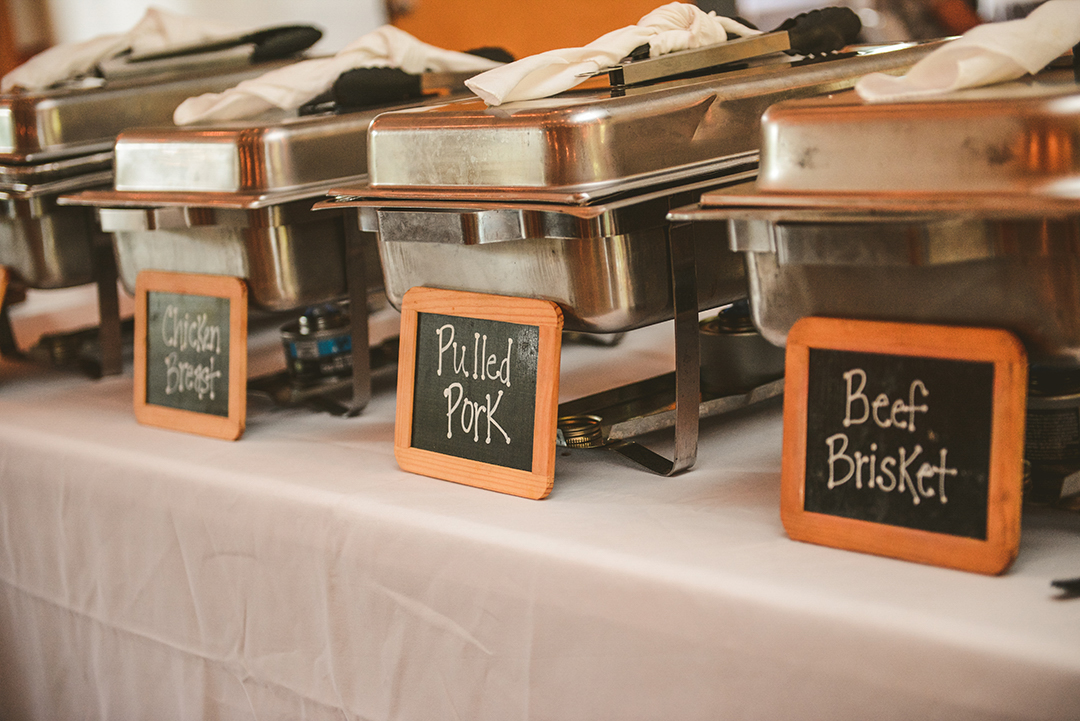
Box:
(0, 0), (1035, 78)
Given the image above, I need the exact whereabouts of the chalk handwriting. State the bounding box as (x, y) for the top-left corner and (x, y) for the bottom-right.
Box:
(159, 303), (224, 402)
(826, 367), (957, 505)
(435, 321), (517, 446)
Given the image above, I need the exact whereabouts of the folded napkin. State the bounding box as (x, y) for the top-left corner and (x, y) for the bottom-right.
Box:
(173, 25), (503, 125)
(856, 0), (1080, 102)
(1, 7), (241, 92)
(464, 2), (760, 106)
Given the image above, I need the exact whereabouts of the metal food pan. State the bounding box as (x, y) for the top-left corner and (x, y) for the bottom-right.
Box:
(323, 43), (938, 334)
(669, 180), (1080, 365)
(337, 176), (750, 333)
(0, 194), (97, 288)
(731, 212), (1080, 365)
(0, 169), (113, 288)
(96, 201), (381, 311)
(111, 111), (377, 197)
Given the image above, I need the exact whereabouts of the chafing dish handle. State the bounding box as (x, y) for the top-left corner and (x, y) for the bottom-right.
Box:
(776, 7), (863, 57)
(125, 25), (323, 64)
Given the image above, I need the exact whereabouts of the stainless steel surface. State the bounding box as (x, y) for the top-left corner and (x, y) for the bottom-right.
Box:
(0, 60), (290, 164)
(61, 104), (441, 310)
(358, 41), (937, 199)
(101, 202), (378, 311)
(366, 179), (750, 333)
(0, 194), (97, 288)
(0, 152), (112, 186)
(669, 65), (1080, 365)
(112, 109), (377, 195)
(721, 212), (1080, 364)
(757, 68), (1080, 197)
(673, 201), (1080, 366)
(603, 31), (794, 86)
(557, 372), (784, 443)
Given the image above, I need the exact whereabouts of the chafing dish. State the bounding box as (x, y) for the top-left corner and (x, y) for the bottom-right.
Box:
(670, 66), (1080, 361)
(62, 99), (462, 411)
(68, 109), (382, 309)
(0, 63), (291, 286)
(321, 41), (935, 473)
(670, 65), (1080, 499)
(0, 60), (298, 374)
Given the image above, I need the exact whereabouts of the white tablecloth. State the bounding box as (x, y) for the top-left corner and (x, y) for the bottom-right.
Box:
(1, 288), (1079, 721)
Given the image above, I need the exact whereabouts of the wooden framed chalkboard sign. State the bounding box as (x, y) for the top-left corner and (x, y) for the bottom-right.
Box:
(134, 271), (248, 441)
(781, 317), (1027, 575)
(396, 287), (564, 499)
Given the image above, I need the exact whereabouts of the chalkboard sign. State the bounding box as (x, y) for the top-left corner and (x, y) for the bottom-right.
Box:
(134, 271), (248, 440)
(395, 287), (563, 499)
(781, 317), (1027, 575)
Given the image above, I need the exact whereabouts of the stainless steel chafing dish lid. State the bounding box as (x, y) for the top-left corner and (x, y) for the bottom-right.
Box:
(0, 60), (291, 165)
(344, 41), (938, 205)
(0, 151), (112, 189)
(756, 67), (1080, 198)
(61, 94), (466, 211)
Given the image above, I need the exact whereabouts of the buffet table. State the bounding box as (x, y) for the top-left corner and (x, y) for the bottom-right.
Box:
(1, 288), (1079, 721)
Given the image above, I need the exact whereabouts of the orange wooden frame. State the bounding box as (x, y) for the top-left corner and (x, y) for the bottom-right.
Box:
(0, 266), (9, 315)
(781, 317), (1027, 575)
(134, 271), (248, 441)
(395, 287), (563, 500)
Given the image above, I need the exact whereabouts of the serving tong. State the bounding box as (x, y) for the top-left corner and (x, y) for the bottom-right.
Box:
(594, 6), (863, 87)
(97, 24), (323, 80)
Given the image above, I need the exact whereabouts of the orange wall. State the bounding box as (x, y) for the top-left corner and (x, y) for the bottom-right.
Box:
(391, 0), (665, 58)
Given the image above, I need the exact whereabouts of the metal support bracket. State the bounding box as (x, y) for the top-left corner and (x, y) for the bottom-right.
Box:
(607, 221), (701, 475)
(0, 302), (20, 358)
(344, 215), (373, 415)
(93, 230), (123, 377)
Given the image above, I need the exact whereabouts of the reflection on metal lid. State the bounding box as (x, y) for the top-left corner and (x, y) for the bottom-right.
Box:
(364, 42), (937, 193)
(757, 68), (1080, 198)
(116, 142), (241, 193)
(0, 108), (12, 154)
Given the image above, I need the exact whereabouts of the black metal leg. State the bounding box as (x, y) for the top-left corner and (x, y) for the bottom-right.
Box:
(344, 215), (372, 415)
(609, 221), (700, 475)
(0, 303), (18, 357)
(93, 232), (123, 377)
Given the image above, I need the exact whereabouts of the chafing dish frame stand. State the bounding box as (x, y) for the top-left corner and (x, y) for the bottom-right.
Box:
(93, 227), (123, 377)
(604, 221), (701, 475)
(345, 218), (372, 414)
(0, 229), (123, 378)
(558, 221), (785, 474)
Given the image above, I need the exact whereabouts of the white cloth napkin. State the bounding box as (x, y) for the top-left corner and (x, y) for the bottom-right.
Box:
(464, 2), (760, 106)
(173, 25), (502, 125)
(856, 0), (1080, 102)
(1, 7), (242, 92)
